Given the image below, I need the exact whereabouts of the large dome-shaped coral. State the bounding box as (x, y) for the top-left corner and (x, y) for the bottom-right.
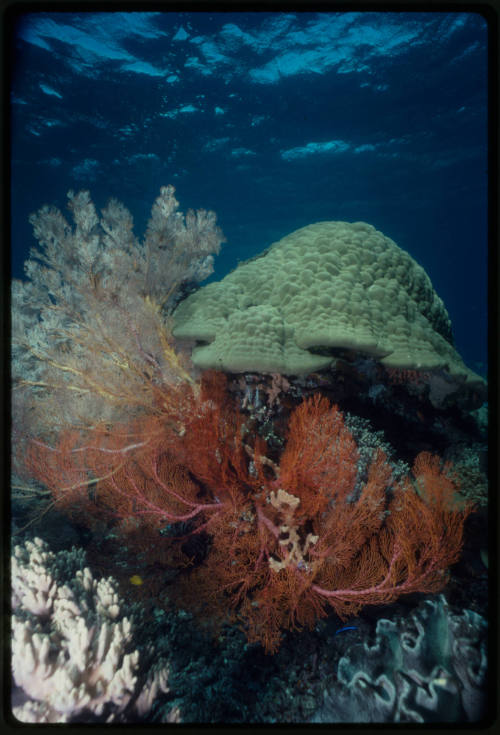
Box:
(172, 221), (483, 392)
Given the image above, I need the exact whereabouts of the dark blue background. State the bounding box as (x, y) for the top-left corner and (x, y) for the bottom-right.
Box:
(10, 10), (488, 376)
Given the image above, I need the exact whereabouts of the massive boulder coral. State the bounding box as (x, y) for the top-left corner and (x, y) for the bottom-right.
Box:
(172, 221), (484, 393)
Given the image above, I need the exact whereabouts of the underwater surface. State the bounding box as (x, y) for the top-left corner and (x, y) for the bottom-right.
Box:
(9, 8), (490, 725)
(10, 9), (488, 375)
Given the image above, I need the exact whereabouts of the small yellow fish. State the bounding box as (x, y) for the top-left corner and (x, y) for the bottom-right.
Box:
(129, 574), (143, 586)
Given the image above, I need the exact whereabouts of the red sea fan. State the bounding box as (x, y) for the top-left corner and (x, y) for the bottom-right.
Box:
(25, 381), (473, 654)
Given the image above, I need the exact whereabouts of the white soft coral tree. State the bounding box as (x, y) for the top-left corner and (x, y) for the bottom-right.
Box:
(12, 186), (225, 444)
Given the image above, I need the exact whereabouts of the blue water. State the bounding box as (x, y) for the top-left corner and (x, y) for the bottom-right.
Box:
(9, 10), (488, 377)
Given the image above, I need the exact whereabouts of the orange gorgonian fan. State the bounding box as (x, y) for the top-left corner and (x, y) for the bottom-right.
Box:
(26, 375), (473, 654)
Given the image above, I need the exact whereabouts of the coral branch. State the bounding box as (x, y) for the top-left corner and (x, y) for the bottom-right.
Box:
(21, 363), (472, 655)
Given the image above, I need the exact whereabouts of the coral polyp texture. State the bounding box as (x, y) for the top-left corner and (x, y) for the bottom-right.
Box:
(172, 221), (483, 390)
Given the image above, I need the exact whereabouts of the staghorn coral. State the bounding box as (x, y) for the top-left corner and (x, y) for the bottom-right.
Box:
(27, 375), (473, 654)
(11, 537), (172, 723)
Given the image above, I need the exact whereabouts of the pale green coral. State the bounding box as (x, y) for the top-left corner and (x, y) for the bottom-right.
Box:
(172, 221), (484, 390)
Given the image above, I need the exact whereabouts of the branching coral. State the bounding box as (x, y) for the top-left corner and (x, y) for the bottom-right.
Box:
(27, 375), (472, 654)
(12, 186), (224, 528)
(12, 186), (224, 446)
(11, 538), (172, 723)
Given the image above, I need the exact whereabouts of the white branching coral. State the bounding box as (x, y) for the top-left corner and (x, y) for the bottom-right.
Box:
(11, 537), (58, 616)
(12, 186), (225, 446)
(268, 489), (318, 573)
(134, 664), (171, 717)
(11, 538), (171, 723)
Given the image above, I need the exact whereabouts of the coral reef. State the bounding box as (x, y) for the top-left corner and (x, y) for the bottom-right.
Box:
(11, 186), (488, 723)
